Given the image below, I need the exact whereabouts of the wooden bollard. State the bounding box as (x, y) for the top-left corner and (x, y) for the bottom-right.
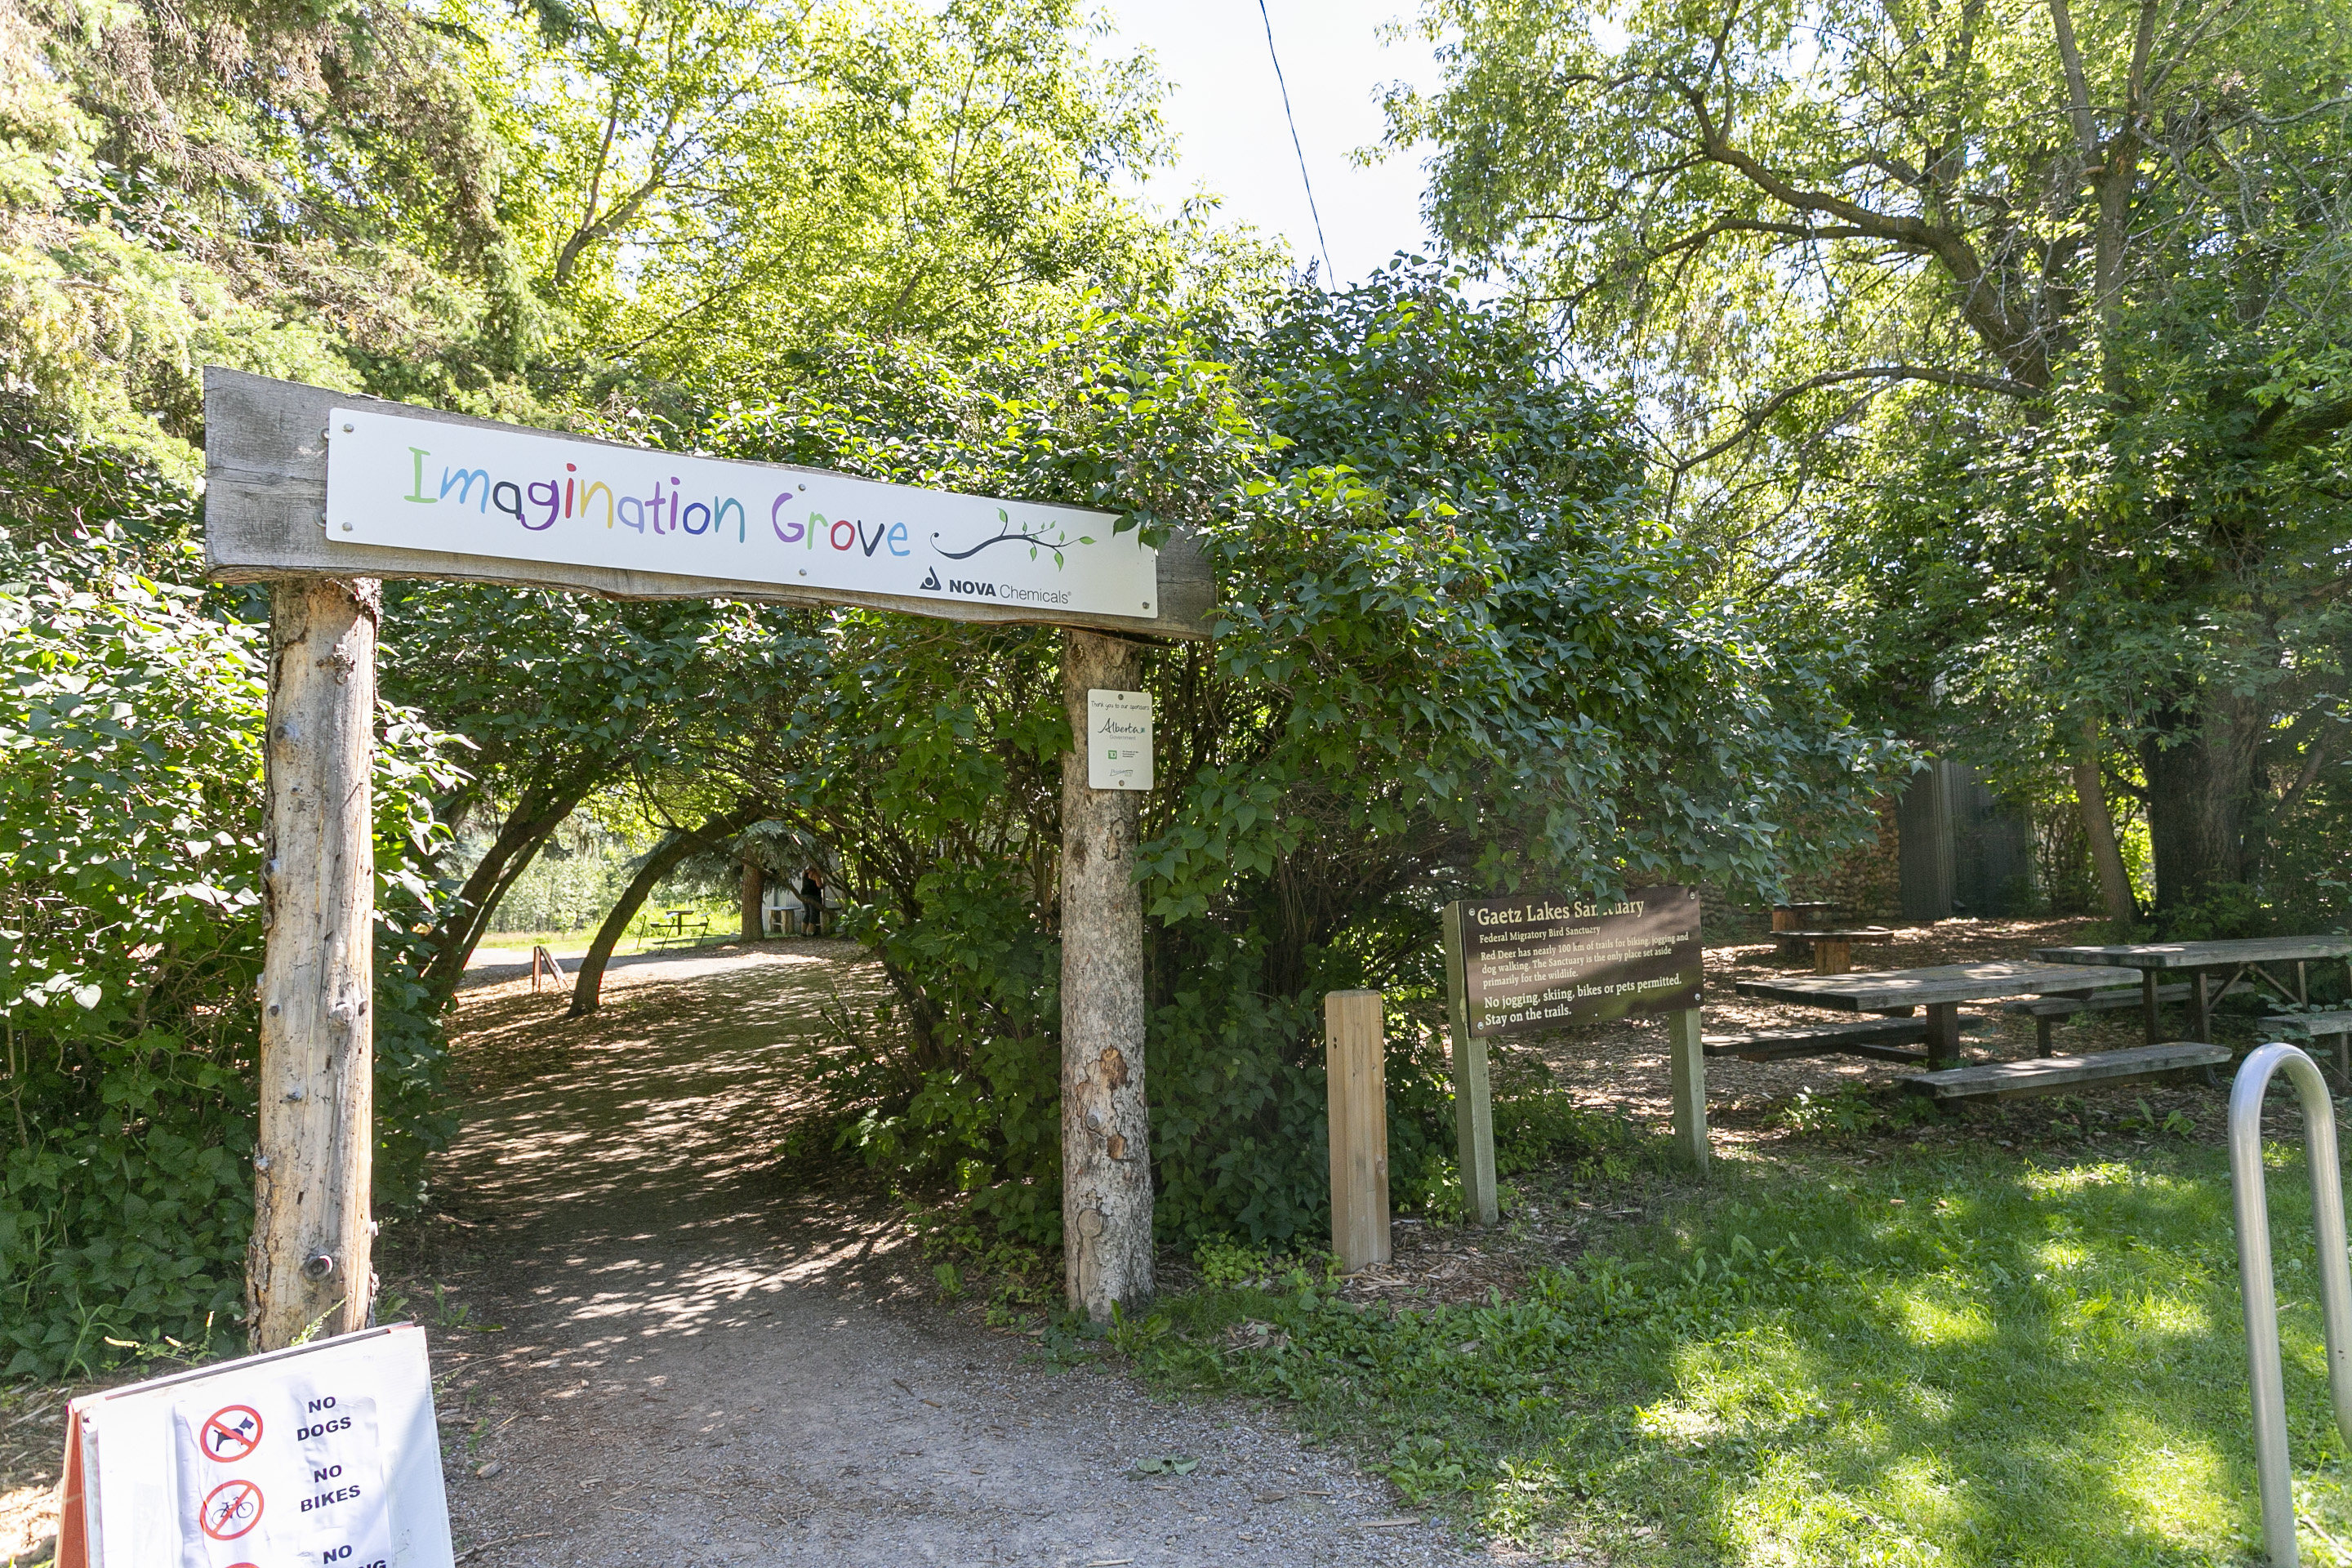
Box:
(1325, 991), (1391, 1273)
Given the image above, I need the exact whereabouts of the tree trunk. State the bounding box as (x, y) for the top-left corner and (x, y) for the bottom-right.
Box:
(569, 804), (760, 1017)
(2069, 719), (2139, 925)
(2142, 692), (2261, 915)
(1059, 630), (1152, 1320)
(420, 782), (590, 1003)
(741, 850), (764, 941)
(250, 578), (378, 1351)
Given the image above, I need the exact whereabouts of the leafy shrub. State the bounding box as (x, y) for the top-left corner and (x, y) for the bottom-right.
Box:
(1776, 1083), (1936, 1138)
(1195, 1237), (1273, 1288)
(1489, 1048), (1655, 1178)
(0, 434), (463, 1377)
(736, 278), (1896, 1258)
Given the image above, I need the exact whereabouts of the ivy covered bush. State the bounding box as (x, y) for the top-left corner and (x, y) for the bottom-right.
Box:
(0, 431), (462, 1378)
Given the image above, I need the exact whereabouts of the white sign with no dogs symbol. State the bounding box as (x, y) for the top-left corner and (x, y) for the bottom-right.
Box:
(56, 1324), (452, 1568)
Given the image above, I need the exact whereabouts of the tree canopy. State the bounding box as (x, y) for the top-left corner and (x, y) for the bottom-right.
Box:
(1391, 0), (2352, 920)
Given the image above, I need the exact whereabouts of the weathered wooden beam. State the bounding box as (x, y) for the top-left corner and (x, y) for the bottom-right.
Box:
(1060, 630), (1152, 1318)
(248, 578), (379, 1349)
(1900, 1041), (2230, 1102)
(202, 368), (1214, 640)
(1325, 991), (1392, 1273)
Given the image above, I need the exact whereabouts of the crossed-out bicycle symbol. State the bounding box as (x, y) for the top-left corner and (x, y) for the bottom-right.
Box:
(200, 1478), (264, 1541)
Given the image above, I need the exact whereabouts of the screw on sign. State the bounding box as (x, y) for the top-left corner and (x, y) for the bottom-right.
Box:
(201, 1405), (265, 1463)
(201, 1477), (265, 1541)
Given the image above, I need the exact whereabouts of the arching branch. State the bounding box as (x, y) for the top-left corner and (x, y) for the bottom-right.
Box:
(1676, 363), (2042, 472)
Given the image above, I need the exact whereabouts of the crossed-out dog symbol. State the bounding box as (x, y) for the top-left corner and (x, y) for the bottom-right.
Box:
(201, 1405), (264, 1463)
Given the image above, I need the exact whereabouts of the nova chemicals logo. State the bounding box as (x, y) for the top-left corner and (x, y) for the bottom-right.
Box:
(919, 567), (940, 590)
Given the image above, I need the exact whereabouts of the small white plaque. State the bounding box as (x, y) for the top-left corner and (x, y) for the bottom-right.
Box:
(1087, 689), (1154, 791)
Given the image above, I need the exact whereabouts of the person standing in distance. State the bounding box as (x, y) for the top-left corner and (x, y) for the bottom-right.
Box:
(800, 866), (825, 937)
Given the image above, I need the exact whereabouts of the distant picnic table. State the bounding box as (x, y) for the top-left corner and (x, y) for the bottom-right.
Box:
(2032, 937), (2352, 1043)
(1771, 901), (1836, 933)
(1736, 959), (2136, 1070)
(1773, 926), (1896, 975)
(1735, 957), (2230, 1101)
(648, 907), (711, 947)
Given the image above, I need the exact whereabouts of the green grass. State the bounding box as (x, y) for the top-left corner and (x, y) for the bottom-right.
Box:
(478, 898), (756, 959)
(1130, 1137), (2352, 1566)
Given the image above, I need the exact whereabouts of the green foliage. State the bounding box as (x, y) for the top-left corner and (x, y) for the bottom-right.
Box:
(1193, 1237), (1274, 1289)
(1776, 1083), (1937, 1138)
(1137, 1144), (2350, 1564)
(1488, 1050), (1656, 1179)
(727, 274), (1897, 1252)
(1395, 0), (2352, 917)
(0, 432), (463, 1378)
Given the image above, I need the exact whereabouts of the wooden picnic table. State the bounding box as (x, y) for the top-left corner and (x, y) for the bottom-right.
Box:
(1735, 959), (2140, 1069)
(1771, 901), (1836, 933)
(649, 907), (711, 946)
(1774, 926), (1896, 975)
(2031, 937), (2352, 1044)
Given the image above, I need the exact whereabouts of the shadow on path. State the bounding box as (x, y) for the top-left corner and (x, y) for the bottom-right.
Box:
(418, 947), (1505, 1567)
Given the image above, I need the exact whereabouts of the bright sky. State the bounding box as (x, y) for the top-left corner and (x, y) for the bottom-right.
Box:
(1091, 0), (1448, 287)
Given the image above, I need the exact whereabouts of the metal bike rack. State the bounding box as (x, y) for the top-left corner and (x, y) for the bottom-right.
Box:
(2230, 1042), (2352, 1566)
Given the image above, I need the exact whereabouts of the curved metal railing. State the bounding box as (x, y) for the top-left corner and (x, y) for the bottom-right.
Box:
(2230, 1042), (2352, 1566)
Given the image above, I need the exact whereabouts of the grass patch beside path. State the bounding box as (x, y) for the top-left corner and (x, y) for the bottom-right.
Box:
(1131, 1140), (2352, 1566)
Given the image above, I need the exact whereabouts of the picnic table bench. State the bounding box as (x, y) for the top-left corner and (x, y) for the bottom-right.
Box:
(1900, 1042), (2231, 1103)
(2034, 937), (2352, 1043)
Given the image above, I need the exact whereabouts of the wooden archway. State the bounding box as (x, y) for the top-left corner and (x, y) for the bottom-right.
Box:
(204, 368), (1212, 1343)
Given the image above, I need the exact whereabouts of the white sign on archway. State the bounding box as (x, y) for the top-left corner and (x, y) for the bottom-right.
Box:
(324, 406), (1160, 620)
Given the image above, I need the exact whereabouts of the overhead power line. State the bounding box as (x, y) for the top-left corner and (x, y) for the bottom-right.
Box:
(1254, 0), (1334, 283)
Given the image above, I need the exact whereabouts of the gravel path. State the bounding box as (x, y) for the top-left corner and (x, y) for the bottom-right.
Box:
(421, 942), (1510, 1567)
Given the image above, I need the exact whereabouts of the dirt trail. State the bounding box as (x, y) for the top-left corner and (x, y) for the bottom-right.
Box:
(421, 941), (1505, 1567)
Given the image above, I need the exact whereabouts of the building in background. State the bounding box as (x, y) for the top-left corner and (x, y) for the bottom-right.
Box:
(1897, 760), (2036, 920)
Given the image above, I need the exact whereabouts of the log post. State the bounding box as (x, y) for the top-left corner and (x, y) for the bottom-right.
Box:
(1325, 991), (1391, 1272)
(1926, 1000), (1963, 1070)
(1441, 902), (1499, 1227)
(249, 577), (379, 1350)
(1668, 1007), (1708, 1174)
(1060, 630), (1152, 1319)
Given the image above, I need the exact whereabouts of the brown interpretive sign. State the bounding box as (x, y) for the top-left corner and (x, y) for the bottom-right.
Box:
(1451, 886), (1702, 1037)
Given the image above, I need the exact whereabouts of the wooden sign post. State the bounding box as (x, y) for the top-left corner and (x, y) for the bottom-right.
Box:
(248, 578), (381, 1348)
(1325, 991), (1391, 1272)
(205, 369), (1211, 1339)
(1441, 887), (1708, 1221)
(1439, 905), (1499, 1227)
